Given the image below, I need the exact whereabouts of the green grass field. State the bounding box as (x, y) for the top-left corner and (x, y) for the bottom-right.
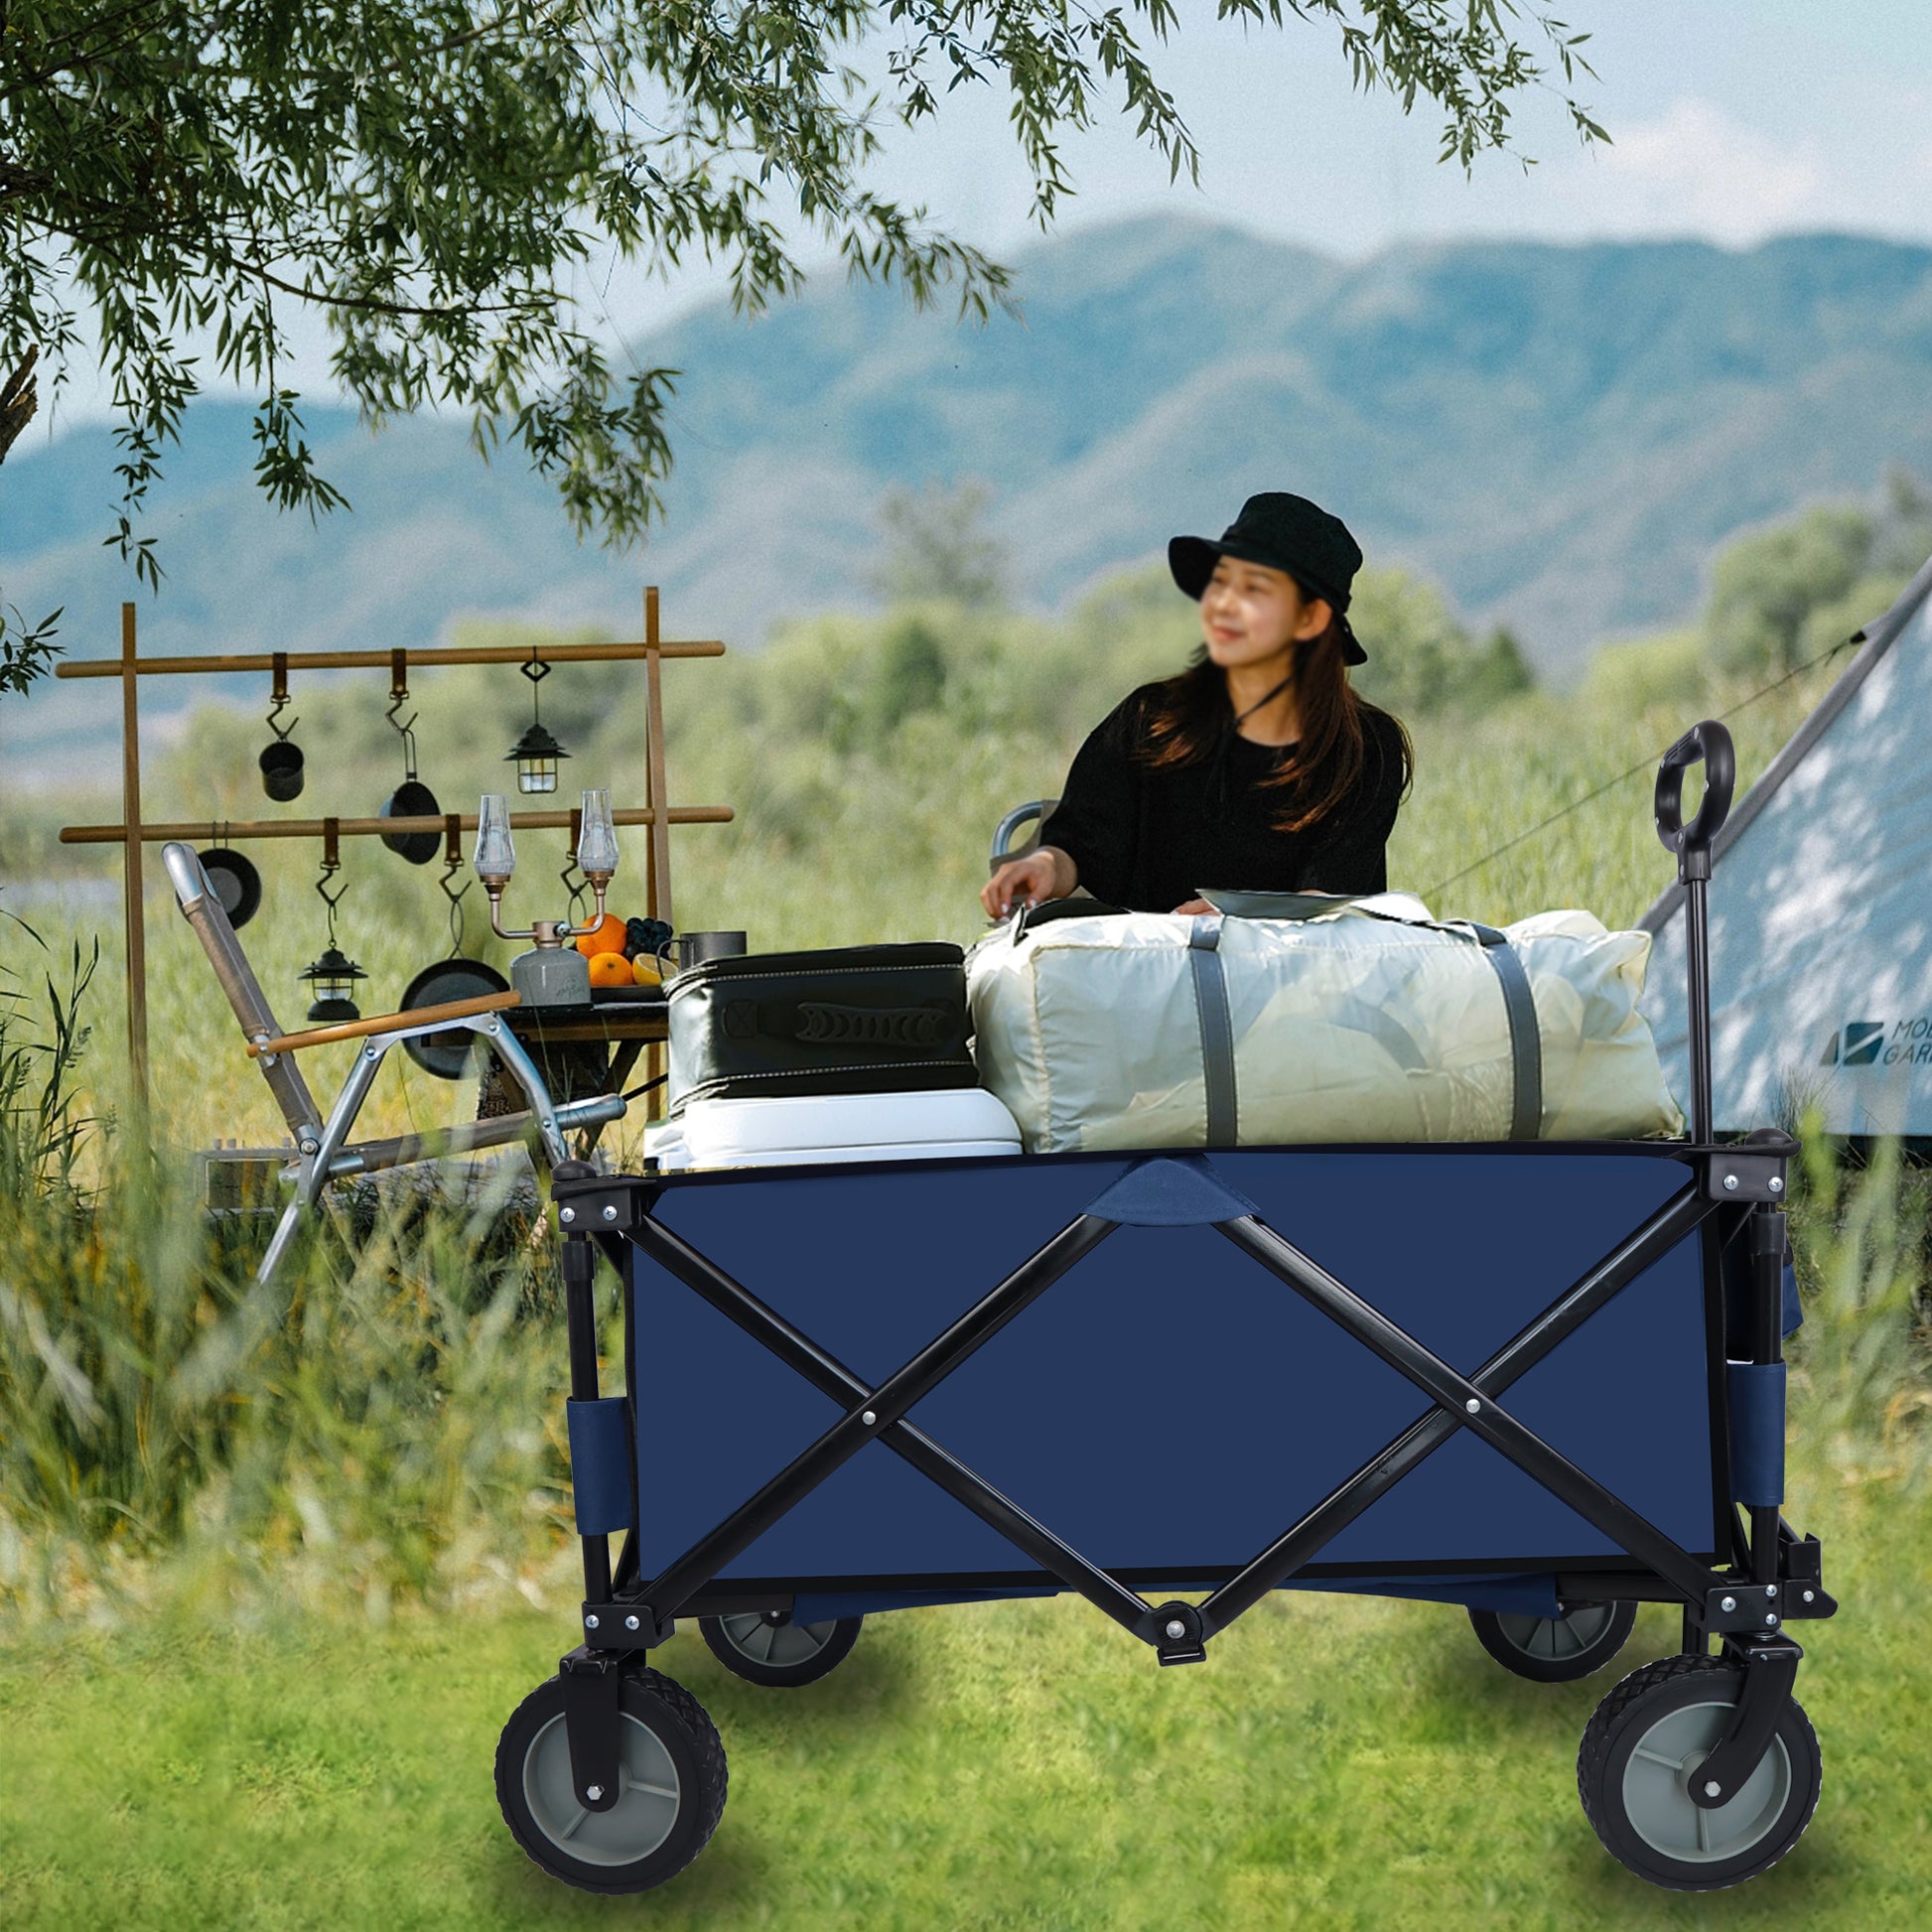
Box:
(2, 1464), (1927, 1930)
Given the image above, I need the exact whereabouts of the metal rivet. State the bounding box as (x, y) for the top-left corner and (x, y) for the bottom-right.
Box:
(1765, 1614), (1779, 1627)
(560, 1207), (576, 1224)
(625, 1614), (640, 1630)
(1165, 1619), (1187, 1641)
(603, 1203), (619, 1222)
(364, 1044), (379, 1060)
(1765, 1585), (1777, 1598)
(1705, 1780), (1723, 1798)
(1723, 1173), (1738, 1191)
(1803, 1589), (1815, 1604)
(1769, 1176), (1784, 1194)
(587, 1784), (604, 1801)
(585, 1612), (600, 1628)
(862, 1411), (877, 1426)
(1464, 1397), (1480, 1414)
(1720, 1595), (1736, 1612)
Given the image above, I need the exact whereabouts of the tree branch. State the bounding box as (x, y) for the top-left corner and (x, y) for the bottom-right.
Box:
(0, 345), (38, 464)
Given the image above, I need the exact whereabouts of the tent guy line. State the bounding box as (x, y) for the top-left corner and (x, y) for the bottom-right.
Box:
(1422, 627), (1868, 902)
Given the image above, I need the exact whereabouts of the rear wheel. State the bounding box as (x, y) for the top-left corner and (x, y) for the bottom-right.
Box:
(699, 1609), (863, 1688)
(1469, 1599), (1637, 1683)
(494, 1668), (727, 1894)
(1578, 1653), (1821, 1891)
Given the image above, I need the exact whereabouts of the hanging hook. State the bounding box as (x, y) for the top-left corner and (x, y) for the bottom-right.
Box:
(559, 806), (591, 921)
(438, 814), (471, 952)
(266, 650), (299, 741)
(386, 647), (419, 780)
(519, 640), (552, 722)
(315, 816), (349, 942)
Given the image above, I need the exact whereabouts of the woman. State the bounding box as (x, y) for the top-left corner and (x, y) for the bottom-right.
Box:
(981, 491), (1412, 919)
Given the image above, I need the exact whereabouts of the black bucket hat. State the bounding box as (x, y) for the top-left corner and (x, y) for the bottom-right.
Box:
(1170, 491), (1368, 665)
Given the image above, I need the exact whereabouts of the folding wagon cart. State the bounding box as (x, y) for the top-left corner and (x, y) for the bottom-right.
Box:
(495, 721), (1838, 1895)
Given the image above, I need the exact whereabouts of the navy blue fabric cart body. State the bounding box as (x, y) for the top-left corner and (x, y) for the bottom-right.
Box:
(620, 1143), (1719, 1625)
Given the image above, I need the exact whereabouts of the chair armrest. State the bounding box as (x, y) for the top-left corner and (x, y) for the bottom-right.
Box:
(248, 990), (522, 1057)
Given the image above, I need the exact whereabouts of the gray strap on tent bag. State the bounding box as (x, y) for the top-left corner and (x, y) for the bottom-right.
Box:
(1460, 921), (1543, 1141)
(1188, 914), (1238, 1145)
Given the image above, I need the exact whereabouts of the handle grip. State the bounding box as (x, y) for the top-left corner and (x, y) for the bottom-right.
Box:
(1654, 720), (1735, 882)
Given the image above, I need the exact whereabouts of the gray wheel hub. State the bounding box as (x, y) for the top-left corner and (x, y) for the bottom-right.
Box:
(1620, 1697), (1793, 1864)
(1495, 1603), (1617, 1662)
(521, 1711), (682, 1867)
(716, 1611), (843, 1669)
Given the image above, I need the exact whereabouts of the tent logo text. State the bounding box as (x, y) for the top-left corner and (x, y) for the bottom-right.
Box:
(1820, 1019), (1932, 1067)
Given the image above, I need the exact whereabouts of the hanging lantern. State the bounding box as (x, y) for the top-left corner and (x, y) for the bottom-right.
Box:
(299, 945), (368, 1023)
(505, 719), (569, 795)
(508, 643), (569, 793)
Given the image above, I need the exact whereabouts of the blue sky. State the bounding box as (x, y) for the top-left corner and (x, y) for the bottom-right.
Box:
(25, 2), (1932, 432)
(852, 0), (1932, 257)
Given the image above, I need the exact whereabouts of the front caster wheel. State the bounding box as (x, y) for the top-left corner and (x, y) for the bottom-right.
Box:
(1469, 1599), (1637, 1682)
(1578, 1653), (1821, 1891)
(494, 1668), (727, 1894)
(700, 1609), (863, 1687)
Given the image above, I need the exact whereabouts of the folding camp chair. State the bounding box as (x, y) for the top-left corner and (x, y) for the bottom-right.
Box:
(164, 843), (625, 1287)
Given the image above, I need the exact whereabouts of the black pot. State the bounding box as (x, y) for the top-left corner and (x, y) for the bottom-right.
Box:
(380, 778), (441, 865)
(259, 740), (305, 802)
(197, 847), (263, 929)
(398, 956), (510, 1079)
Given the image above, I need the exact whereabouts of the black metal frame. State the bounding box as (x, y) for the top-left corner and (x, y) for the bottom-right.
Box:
(540, 718), (1838, 1822)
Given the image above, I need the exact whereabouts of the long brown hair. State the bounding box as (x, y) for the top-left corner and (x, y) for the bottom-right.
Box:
(1135, 615), (1412, 834)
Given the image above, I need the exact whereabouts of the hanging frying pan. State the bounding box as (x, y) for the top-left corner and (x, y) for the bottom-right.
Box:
(197, 847), (262, 929)
(398, 955), (510, 1078)
(400, 815), (506, 1078)
(379, 650), (441, 864)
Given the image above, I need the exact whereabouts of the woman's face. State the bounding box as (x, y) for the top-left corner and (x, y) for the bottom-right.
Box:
(1199, 556), (1331, 670)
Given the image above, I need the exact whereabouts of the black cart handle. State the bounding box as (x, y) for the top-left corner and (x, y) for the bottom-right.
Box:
(1654, 720), (1734, 882)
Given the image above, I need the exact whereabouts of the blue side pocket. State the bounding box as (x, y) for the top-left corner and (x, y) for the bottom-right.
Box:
(1726, 1361), (1787, 1507)
(1782, 1251), (1803, 1337)
(566, 1397), (634, 1536)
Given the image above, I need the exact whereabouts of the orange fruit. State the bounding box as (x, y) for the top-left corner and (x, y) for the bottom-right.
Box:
(575, 912), (627, 958)
(587, 950), (633, 989)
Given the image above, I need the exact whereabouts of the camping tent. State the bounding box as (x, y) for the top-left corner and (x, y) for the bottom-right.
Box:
(1638, 553), (1932, 1141)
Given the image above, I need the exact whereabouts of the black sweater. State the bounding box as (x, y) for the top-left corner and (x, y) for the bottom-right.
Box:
(1039, 686), (1408, 913)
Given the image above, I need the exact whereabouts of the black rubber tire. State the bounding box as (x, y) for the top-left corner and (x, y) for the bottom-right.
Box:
(494, 1667), (727, 1895)
(1578, 1652), (1822, 1891)
(699, 1610), (863, 1687)
(1469, 1598), (1638, 1683)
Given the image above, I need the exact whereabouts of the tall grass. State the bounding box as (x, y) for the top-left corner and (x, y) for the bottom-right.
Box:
(1785, 1126), (1932, 1483)
(0, 923), (600, 1621)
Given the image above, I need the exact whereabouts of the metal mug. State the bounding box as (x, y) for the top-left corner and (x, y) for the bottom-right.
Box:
(259, 738), (305, 801)
(672, 930), (748, 974)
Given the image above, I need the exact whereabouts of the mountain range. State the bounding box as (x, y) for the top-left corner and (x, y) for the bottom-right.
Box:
(6, 214), (1932, 773)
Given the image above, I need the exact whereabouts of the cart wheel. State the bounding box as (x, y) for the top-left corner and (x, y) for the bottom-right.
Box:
(699, 1610), (863, 1687)
(1468, 1599), (1637, 1682)
(494, 1667), (727, 1895)
(1578, 1653), (1821, 1891)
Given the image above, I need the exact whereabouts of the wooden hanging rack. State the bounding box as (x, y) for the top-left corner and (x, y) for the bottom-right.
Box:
(57, 587), (731, 1116)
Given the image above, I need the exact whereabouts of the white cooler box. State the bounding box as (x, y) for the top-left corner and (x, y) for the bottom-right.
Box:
(643, 1087), (1022, 1172)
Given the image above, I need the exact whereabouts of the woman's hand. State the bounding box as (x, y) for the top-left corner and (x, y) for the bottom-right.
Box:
(1172, 897), (1214, 916)
(982, 849), (1072, 919)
